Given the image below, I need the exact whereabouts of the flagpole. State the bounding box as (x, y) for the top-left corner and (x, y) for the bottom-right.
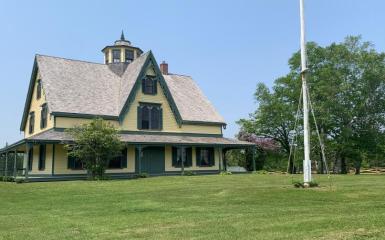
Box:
(300, 0), (312, 184)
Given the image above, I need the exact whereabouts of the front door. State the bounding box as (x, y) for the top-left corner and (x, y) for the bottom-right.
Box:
(136, 147), (165, 174)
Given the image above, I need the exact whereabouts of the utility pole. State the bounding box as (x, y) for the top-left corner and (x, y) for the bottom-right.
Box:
(300, 0), (312, 184)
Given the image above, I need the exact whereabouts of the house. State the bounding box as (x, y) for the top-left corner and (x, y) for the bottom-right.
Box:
(0, 33), (255, 181)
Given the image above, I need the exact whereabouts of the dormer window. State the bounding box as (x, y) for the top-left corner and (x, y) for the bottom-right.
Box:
(40, 103), (48, 129)
(142, 76), (157, 95)
(112, 49), (120, 63)
(29, 112), (35, 134)
(36, 79), (42, 99)
(137, 103), (163, 130)
(125, 49), (134, 63)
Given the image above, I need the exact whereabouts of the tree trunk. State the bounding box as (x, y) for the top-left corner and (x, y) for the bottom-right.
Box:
(318, 151), (325, 174)
(355, 167), (360, 175)
(287, 154), (296, 174)
(340, 155), (348, 174)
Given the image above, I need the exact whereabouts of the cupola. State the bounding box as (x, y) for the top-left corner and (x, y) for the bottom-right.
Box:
(102, 31), (143, 64)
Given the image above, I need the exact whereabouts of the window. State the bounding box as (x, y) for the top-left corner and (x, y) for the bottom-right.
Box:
(36, 79), (42, 99)
(125, 49), (134, 63)
(28, 147), (33, 171)
(196, 147), (214, 167)
(137, 104), (163, 130)
(112, 49), (121, 63)
(172, 147), (192, 167)
(67, 149), (83, 170)
(141, 76), (157, 94)
(136, 51), (141, 57)
(38, 145), (46, 171)
(40, 104), (48, 129)
(108, 148), (128, 169)
(29, 112), (35, 134)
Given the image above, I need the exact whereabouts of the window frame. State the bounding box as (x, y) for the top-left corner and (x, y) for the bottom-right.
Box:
(108, 148), (128, 169)
(172, 147), (192, 168)
(67, 149), (83, 170)
(112, 49), (121, 63)
(196, 147), (215, 167)
(28, 147), (33, 171)
(29, 112), (35, 134)
(137, 103), (163, 130)
(141, 76), (157, 95)
(36, 79), (42, 100)
(125, 49), (134, 63)
(38, 144), (46, 171)
(40, 104), (48, 129)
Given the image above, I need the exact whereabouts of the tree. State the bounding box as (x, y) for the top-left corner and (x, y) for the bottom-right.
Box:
(65, 118), (123, 180)
(239, 36), (385, 174)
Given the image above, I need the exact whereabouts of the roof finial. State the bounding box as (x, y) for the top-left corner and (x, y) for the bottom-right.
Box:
(120, 30), (125, 41)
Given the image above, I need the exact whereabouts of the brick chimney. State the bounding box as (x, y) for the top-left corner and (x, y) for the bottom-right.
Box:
(160, 61), (168, 75)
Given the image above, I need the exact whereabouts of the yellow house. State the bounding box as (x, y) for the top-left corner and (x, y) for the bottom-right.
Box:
(0, 32), (254, 181)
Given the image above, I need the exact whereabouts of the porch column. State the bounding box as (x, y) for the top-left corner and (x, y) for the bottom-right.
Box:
(13, 150), (17, 178)
(218, 147), (223, 172)
(180, 146), (186, 175)
(137, 146), (142, 174)
(24, 143), (31, 180)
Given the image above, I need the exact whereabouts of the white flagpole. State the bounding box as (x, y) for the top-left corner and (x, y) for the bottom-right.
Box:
(300, 0), (312, 184)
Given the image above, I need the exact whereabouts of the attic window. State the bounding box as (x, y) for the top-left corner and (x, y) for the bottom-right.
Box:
(40, 104), (48, 129)
(125, 49), (134, 63)
(142, 76), (157, 95)
(112, 49), (120, 63)
(36, 79), (42, 99)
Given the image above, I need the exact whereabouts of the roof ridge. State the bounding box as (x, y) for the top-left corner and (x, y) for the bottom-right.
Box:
(35, 54), (106, 66)
(166, 73), (192, 78)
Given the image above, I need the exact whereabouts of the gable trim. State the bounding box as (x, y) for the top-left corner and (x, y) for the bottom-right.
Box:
(20, 58), (39, 131)
(118, 51), (183, 126)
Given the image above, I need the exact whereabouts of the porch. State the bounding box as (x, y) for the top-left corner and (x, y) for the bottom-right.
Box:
(0, 129), (256, 182)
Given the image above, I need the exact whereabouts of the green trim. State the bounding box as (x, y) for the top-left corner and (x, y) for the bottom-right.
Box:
(20, 58), (38, 131)
(118, 51), (183, 126)
(52, 112), (119, 120)
(118, 130), (223, 138)
(101, 45), (143, 54)
(182, 120), (226, 126)
(0, 139), (26, 153)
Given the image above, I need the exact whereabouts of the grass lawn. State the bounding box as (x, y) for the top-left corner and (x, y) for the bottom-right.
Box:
(1, 174), (385, 240)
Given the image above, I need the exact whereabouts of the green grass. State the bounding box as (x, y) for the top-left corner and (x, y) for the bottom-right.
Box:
(1, 174), (385, 240)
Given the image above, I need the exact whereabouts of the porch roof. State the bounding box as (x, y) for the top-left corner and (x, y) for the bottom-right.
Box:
(21, 129), (254, 148)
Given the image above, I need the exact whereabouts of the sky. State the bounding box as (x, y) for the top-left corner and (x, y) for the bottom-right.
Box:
(0, 0), (385, 146)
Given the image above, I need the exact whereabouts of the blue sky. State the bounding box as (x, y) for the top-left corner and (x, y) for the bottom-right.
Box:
(0, 0), (385, 146)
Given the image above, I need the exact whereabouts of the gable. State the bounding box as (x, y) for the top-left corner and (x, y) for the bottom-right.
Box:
(120, 62), (181, 131)
(118, 52), (182, 125)
(23, 68), (54, 137)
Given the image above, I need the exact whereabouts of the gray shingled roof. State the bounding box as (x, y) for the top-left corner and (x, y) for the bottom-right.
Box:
(35, 52), (225, 124)
(27, 129), (254, 147)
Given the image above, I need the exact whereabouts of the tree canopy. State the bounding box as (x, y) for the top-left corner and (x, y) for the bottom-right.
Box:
(238, 36), (385, 174)
(65, 118), (123, 180)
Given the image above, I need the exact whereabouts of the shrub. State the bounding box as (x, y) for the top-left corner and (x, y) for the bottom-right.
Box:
(293, 180), (319, 188)
(134, 173), (149, 179)
(183, 170), (195, 176)
(15, 178), (26, 184)
(219, 171), (232, 175)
